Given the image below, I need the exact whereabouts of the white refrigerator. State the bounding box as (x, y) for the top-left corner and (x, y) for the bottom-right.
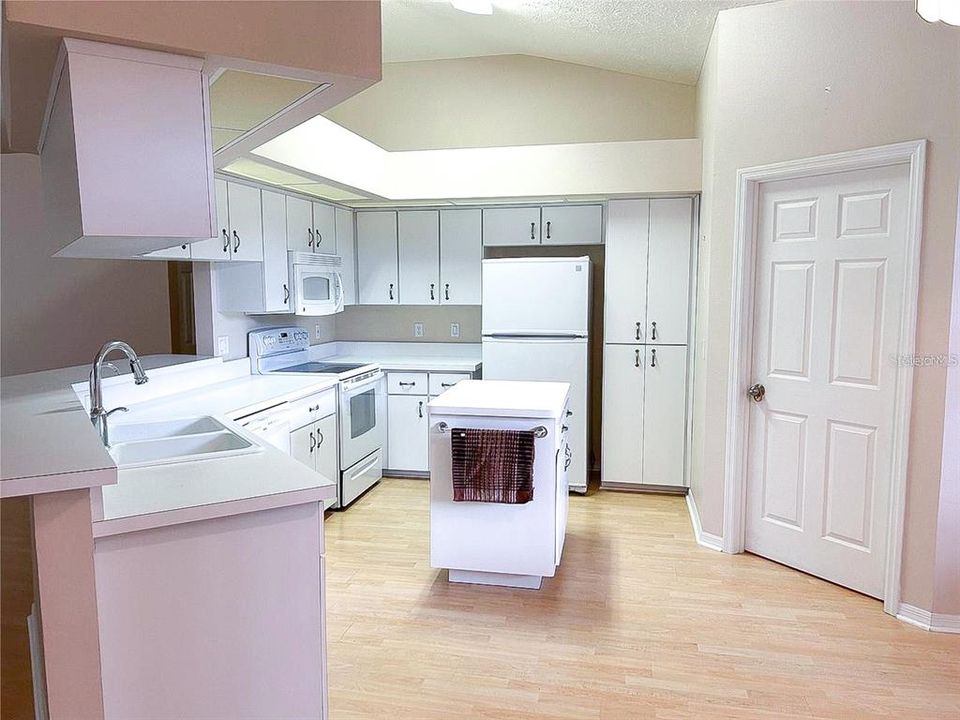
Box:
(481, 257), (591, 492)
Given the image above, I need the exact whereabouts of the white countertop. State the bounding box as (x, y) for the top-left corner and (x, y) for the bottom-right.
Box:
(428, 380), (570, 419)
(314, 341), (482, 373)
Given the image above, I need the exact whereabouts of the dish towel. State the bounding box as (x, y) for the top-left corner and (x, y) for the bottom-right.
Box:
(450, 428), (536, 504)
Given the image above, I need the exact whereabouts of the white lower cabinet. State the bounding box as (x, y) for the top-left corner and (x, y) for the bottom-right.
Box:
(291, 410), (340, 510)
(601, 343), (687, 488)
(387, 394), (429, 472)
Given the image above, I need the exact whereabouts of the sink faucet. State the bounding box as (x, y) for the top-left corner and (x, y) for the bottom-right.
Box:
(89, 341), (149, 446)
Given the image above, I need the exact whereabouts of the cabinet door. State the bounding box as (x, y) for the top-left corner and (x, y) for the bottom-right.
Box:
(290, 423), (317, 471)
(646, 198), (693, 345)
(286, 195), (313, 253)
(227, 182), (263, 261)
(387, 395), (429, 472)
(314, 413), (339, 495)
(312, 202), (337, 255)
(600, 344), (645, 486)
(604, 200), (650, 344)
(261, 189), (291, 312)
(641, 345), (687, 487)
(482, 207), (541, 246)
(356, 211), (399, 305)
(335, 207), (357, 305)
(398, 210), (440, 305)
(439, 209), (481, 305)
(541, 205), (603, 245)
(191, 178), (230, 260)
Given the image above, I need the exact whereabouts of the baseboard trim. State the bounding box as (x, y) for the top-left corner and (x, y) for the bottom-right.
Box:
(686, 492), (723, 552)
(896, 603), (960, 634)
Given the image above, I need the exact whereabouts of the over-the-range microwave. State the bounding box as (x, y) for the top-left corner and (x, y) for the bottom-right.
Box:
(288, 252), (344, 316)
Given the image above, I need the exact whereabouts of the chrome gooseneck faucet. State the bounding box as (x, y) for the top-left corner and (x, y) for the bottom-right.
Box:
(89, 340), (149, 446)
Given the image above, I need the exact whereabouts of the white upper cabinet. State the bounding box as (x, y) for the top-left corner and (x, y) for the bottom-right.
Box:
(482, 207), (541, 246)
(646, 198), (693, 345)
(398, 211), (440, 305)
(191, 179), (232, 260)
(357, 211), (399, 305)
(312, 202), (337, 255)
(439, 209), (482, 305)
(226, 183), (264, 262)
(39, 39), (216, 259)
(335, 207), (357, 306)
(604, 200), (650, 343)
(286, 196), (314, 253)
(541, 205), (603, 245)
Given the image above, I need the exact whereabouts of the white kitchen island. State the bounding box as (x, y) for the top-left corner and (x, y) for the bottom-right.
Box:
(428, 380), (571, 590)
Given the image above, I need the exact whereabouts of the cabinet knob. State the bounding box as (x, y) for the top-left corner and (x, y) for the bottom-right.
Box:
(651, 321), (658, 341)
(635, 321), (641, 341)
(430, 283), (435, 300)
(546, 220), (551, 239)
(650, 348), (657, 368)
(530, 222), (536, 240)
(389, 283), (394, 300)
(635, 349), (640, 368)
(418, 401), (424, 418)
(445, 283), (450, 301)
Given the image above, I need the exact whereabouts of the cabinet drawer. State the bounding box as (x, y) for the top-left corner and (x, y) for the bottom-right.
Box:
(428, 372), (470, 396)
(387, 372), (428, 395)
(288, 388), (337, 430)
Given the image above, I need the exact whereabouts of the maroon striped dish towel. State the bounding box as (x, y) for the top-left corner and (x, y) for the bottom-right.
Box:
(450, 428), (536, 504)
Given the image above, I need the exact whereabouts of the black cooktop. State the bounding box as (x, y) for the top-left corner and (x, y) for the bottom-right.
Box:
(282, 362), (367, 374)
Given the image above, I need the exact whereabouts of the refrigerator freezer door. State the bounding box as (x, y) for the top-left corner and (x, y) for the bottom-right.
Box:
(481, 337), (589, 490)
(482, 257), (591, 336)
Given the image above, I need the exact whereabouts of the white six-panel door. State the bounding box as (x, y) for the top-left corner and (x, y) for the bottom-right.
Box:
(745, 164), (909, 598)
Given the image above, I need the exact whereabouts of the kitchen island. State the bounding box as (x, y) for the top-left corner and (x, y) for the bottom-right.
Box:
(1, 356), (338, 719)
(428, 380), (571, 589)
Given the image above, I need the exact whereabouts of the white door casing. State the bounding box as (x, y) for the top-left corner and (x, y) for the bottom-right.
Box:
(725, 141), (925, 614)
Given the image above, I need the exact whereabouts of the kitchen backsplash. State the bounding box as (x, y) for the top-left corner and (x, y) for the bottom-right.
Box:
(334, 305), (481, 343)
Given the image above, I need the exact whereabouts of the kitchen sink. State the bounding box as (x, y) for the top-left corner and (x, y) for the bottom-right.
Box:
(109, 416), (228, 445)
(108, 417), (261, 468)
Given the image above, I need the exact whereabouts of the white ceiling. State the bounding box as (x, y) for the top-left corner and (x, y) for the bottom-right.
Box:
(382, 0), (767, 85)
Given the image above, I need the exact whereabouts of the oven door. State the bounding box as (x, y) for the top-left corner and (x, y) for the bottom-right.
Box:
(292, 264), (344, 316)
(338, 372), (386, 468)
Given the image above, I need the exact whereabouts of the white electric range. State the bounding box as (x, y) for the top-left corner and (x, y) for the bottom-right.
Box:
(249, 327), (385, 508)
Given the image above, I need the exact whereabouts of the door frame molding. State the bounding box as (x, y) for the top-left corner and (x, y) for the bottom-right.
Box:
(722, 140), (927, 616)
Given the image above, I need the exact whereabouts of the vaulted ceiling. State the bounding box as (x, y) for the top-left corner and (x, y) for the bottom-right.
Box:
(381, 0), (768, 85)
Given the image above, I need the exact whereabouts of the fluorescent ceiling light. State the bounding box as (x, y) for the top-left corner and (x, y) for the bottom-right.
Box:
(451, 0), (493, 15)
(917, 0), (960, 25)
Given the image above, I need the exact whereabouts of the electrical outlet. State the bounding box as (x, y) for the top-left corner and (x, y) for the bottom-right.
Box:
(315, 324), (322, 340)
(217, 335), (229, 357)
(414, 322), (425, 338)
(450, 322), (460, 339)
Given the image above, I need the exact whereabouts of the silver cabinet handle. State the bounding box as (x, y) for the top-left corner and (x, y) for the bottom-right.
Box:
(546, 220), (551, 239)
(233, 230), (240, 253)
(389, 283), (394, 300)
(635, 321), (641, 341)
(309, 431), (316, 453)
(307, 228), (314, 248)
(530, 222), (536, 240)
(430, 283), (435, 300)
(283, 283), (289, 304)
(445, 283), (450, 300)
(650, 348), (657, 368)
(651, 321), (658, 341)
(635, 349), (640, 367)
(418, 401), (424, 418)
(222, 229), (230, 253)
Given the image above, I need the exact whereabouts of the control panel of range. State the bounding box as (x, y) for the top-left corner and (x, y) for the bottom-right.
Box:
(249, 326), (310, 359)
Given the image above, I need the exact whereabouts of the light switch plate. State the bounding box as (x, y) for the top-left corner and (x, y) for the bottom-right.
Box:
(450, 322), (460, 338)
(414, 322), (424, 338)
(217, 335), (229, 357)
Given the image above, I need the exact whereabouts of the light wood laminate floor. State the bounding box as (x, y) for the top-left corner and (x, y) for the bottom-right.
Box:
(324, 479), (960, 719)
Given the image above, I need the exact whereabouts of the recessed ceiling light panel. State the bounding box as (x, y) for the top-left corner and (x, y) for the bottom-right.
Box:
(451, 0), (493, 15)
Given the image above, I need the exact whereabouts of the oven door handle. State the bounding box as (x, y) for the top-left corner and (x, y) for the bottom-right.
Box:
(341, 372), (384, 397)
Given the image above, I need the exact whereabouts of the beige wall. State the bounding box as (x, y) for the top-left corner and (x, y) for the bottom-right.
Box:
(691, 0), (960, 612)
(325, 54), (696, 150)
(1, 154), (172, 375)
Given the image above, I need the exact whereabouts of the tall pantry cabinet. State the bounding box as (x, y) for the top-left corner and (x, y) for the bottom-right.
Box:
(602, 198), (695, 488)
